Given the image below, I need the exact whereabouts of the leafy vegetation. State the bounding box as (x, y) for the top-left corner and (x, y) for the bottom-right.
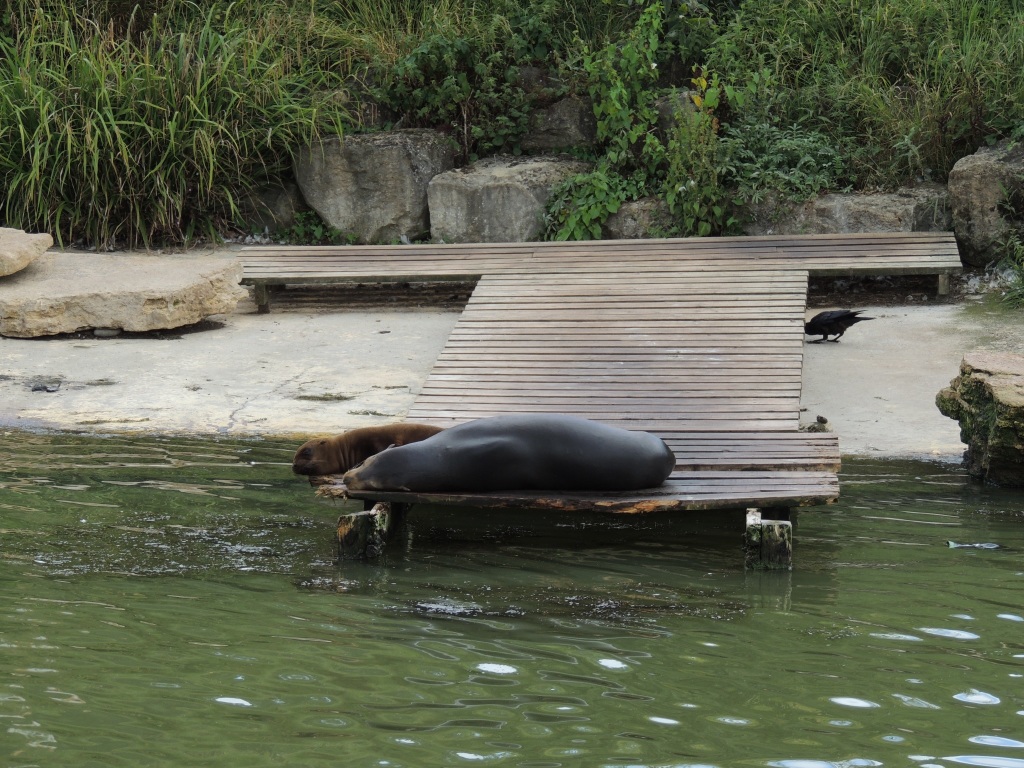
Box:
(664, 71), (737, 237)
(1000, 231), (1024, 308)
(278, 211), (355, 246)
(704, 0), (1024, 188)
(0, 0), (347, 248)
(546, 4), (666, 239)
(371, 33), (535, 161)
(1, 0), (1022, 248)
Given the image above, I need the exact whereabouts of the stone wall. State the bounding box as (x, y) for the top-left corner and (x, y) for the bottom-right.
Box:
(268, 125), (1024, 258)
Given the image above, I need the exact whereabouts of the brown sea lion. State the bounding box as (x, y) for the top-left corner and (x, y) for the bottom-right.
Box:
(342, 413), (676, 493)
(292, 423), (444, 477)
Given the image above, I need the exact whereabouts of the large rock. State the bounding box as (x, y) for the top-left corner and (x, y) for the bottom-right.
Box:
(936, 351), (1024, 487)
(428, 154), (591, 242)
(239, 181), (310, 235)
(948, 140), (1024, 267)
(743, 184), (952, 237)
(295, 130), (456, 244)
(520, 96), (596, 152)
(0, 252), (245, 338)
(0, 227), (53, 276)
(653, 89), (696, 140)
(602, 197), (675, 239)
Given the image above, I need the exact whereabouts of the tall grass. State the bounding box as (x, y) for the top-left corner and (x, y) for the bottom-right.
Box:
(311, 0), (634, 71)
(0, 1), (347, 248)
(705, 0), (1024, 187)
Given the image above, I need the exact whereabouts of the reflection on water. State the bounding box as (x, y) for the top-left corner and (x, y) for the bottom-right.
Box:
(2, 432), (1023, 767)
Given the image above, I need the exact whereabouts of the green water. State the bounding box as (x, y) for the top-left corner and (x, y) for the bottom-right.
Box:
(2, 432), (1023, 767)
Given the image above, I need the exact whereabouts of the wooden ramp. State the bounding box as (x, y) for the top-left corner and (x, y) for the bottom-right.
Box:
(253, 232), (962, 564)
(333, 264), (840, 521)
(409, 268), (808, 431)
(240, 231), (961, 312)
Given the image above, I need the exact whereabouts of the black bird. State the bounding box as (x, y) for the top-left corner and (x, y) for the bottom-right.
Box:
(804, 309), (873, 343)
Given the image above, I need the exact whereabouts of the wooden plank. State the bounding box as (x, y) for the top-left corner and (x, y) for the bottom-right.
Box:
(324, 470), (840, 514)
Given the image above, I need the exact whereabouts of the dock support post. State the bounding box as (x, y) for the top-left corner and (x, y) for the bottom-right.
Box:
(337, 501), (408, 560)
(254, 283), (271, 314)
(744, 508), (793, 570)
(937, 273), (951, 297)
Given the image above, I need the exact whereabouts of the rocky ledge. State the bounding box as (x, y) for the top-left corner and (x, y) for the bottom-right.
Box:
(0, 251), (245, 338)
(0, 227), (53, 276)
(936, 351), (1024, 487)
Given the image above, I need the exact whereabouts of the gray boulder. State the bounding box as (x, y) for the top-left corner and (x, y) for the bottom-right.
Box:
(428, 155), (592, 243)
(295, 130), (456, 243)
(654, 89), (697, 140)
(239, 181), (310, 235)
(0, 227), (53, 277)
(0, 252), (245, 338)
(948, 140), (1024, 266)
(936, 351), (1024, 487)
(520, 96), (596, 152)
(603, 197), (675, 239)
(743, 184), (952, 236)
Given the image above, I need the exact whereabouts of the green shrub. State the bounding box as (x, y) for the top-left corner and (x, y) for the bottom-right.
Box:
(0, 1), (347, 248)
(1000, 231), (1024, 308)
(545, 161), (638, 240)
(372, 33), (534, 161)
(714, 68), (848, 203)
(663, 71), (737, 236)
(278, 211), (355, 246)
(705, 0), (1024, 187)
(546, 3), (665, 239)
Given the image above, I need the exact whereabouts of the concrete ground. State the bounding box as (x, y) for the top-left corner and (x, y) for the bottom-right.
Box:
(799, 298), (1023, 460)
(1, 271), (1021, 460)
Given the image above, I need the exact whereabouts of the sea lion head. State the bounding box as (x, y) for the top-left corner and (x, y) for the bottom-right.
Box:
(341, 448), (410, 492)
(292, 438), (337, 476)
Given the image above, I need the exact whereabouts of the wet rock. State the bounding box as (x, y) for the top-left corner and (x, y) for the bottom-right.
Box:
(936, 351), (1024, 487)
(0, 227), (53, 277)
(948, 139), (1024, 267)
(295, 130), (456, 243)
(0, 252), (245, 338)
(428, 154), (591, 242)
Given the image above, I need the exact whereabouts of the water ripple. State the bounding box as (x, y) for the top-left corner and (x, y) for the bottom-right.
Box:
(954, 690), (1002, 705)
(830, 697), (881, 709)
(475, 664), (517, 675)
(969, 736), (1024, 748)
(768, 760), (882, 768)
(918, 627), (982, 640)
(892, 693), (941, 709)
(215, 697), (253, 707)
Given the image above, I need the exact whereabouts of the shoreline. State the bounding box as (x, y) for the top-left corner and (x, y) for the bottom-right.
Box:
(2, 284), (1021, 461)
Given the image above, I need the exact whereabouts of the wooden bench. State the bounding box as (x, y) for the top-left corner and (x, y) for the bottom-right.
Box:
(238, 231), (962, 312)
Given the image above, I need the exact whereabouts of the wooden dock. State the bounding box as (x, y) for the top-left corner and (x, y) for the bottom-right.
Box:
(331, 265), (840, 520)
(244, 232), (962, 566)
(240, 231), (962, 312)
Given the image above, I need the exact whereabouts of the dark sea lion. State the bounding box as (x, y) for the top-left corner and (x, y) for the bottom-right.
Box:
(292, 423), (444, 476)
(342, 414), (676, 493)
